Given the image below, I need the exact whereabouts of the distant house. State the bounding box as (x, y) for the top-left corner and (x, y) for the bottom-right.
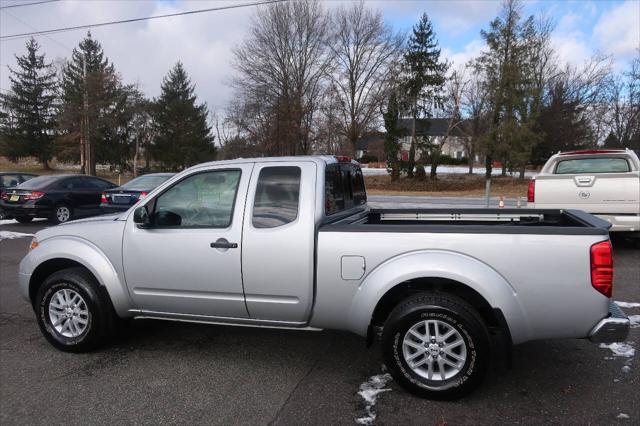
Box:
(397, 118), (470, 161)
(355, 131), (386, 161)
(355, 118), (478, 164)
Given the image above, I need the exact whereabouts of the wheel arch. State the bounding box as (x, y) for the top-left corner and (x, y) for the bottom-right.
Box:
(347, 250), (530, 344)
(21, 236), (133, 317)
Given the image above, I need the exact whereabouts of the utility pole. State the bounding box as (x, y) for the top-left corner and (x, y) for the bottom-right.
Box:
(79, 55), (86, 174)
(82, 54), (92, 175)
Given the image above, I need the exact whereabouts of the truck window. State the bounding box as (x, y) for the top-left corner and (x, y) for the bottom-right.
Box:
(325, 164), (345, 215)
(555, 158), (630, 174)
(154, 169), (241, 227)
(252, 166), (301, 228)
(325, 163), (366, 215)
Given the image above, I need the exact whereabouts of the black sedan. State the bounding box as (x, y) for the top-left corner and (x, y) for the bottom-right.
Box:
(0, 172), (39, 220)
(0, 174), (117, 224)
(100, 173), (174, 213)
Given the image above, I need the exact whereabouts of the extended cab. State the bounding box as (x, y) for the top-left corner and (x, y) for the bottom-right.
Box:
(19, 156), (630, 400)
(528, 149), (640, 232)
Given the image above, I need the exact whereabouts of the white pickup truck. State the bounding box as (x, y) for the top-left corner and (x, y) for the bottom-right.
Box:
(528, 149), (640, 233)
(19, 156), (629, 400)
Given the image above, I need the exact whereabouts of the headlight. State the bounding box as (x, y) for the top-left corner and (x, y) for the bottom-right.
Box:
(29, 237), (38, 251)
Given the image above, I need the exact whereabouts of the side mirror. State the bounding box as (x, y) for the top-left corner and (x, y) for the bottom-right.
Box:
(133, 205), (151, 228)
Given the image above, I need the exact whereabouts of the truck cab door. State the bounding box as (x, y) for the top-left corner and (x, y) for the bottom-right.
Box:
(241, 161), (316, 323)
(122, 164), (253, 318)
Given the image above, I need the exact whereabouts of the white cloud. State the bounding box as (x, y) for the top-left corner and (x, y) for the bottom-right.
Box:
(442, 38), (485, 68)
(594, 1), (640, 60)
(0, 0), (255, 111)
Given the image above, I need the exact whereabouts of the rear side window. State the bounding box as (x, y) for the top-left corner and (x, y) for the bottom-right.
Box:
(252, 166), (301, 228)
(325, 163), (366, 215)
(555, 158), (630, 174)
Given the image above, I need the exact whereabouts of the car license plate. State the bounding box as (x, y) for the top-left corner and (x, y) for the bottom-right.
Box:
(9, 195), (19, 202)
(113, 195), (130, 204)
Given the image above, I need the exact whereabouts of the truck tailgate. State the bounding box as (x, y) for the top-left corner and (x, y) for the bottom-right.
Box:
(534, 172), (640, 214)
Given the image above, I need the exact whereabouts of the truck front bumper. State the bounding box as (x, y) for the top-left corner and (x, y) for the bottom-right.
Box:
(588, 302), (630, 343)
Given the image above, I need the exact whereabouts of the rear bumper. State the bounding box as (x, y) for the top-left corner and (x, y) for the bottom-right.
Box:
(594, 214), (640, 232)
(0, 201), (51, 218)
(588, 302), (630, 343)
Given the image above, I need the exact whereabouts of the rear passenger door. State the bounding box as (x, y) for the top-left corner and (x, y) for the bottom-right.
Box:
(241, 162), (317, 323)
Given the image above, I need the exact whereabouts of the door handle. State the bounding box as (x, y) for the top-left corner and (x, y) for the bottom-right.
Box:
(210, 239), (238, 249)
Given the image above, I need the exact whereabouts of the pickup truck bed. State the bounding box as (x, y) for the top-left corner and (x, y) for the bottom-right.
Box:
(324, 208), (611, 234)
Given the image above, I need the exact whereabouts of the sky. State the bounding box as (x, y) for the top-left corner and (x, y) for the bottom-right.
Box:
(0, 0), (638, 114)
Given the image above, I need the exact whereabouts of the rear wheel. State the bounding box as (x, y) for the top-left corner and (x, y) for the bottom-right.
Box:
(35, 267), (115, 352)
(381, 293), (490, 400)
(50, 204), (72, 224)
(15, 216), (33, 223)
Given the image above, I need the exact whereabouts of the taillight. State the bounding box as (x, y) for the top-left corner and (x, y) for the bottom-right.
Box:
(138, 191), (148, 199)
(101, 193), (108, 203)
(527, 179), (535, 203)
(0, 191), (7, 200)
(590, 240), (613, 298)
(24, 191), (44, 200)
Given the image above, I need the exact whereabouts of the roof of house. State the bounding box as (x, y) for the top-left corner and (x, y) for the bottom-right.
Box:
(356, 132), (385, 150)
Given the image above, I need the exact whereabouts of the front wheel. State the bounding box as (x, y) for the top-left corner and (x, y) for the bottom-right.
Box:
(35, 267), (115, 352)
(381, 293), (490, 400)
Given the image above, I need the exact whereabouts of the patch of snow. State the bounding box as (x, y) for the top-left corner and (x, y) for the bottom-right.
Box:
(615, 301), (640, 309)
(617, 413), (630, 419)
(355, 373), (392, 425)
(629, 315), (640, 329)
(0, 219), (17, 225)
(0, 231), (33, 241)
(600, 342), (635, 358)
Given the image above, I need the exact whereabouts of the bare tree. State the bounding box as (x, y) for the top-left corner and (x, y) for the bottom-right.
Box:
(461, 65), (489, 174)
(231, 0), (331, 156)
(328, 1), (403, 156)
(423, 67), (468, 180)
(606, 56), (640, 150)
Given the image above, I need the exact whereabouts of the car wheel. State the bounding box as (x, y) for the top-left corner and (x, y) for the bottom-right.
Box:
(51, 204), (72, 224)
(35, 267), (115, 352)
(381, 292), (490, 400)
(15, 216), (33, 223)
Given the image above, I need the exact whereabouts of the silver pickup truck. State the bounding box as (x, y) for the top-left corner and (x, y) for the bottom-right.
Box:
(19, 156), (630, 400)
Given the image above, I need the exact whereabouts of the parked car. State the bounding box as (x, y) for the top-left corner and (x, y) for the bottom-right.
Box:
(19, 156), (629, 400)
(100, 173), (175, 213)
(0, 172), (38, 220)
(0, 174), (117, 224)
(528, 149), (640, 233)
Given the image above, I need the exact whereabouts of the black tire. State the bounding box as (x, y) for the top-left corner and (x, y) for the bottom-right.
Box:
(381, 292), (490, 400)
(50, 203), (73, 224)
(15, 216), (33, 223)
(35, 267), (115, 352)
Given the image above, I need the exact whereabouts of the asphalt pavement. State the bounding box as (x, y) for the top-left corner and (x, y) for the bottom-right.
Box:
(1, 213), (638, 425)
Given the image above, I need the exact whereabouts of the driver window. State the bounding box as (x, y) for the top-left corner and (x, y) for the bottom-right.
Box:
(153, 170), (241, 227)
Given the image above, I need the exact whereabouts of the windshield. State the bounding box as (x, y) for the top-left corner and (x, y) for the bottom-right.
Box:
(16, 175), (60, 188)
(121, 175), (172, 190)
(555, 158), (631, 174)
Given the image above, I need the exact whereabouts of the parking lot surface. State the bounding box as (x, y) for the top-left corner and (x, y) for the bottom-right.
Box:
(1, 219), (638, 424)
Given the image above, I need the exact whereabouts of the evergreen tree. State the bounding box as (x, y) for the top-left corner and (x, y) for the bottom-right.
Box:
(401, 13), (448, 177)
(58, 32), (121, 175)
(151, 62), (216, 170)
(0, 38), (57, 168)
